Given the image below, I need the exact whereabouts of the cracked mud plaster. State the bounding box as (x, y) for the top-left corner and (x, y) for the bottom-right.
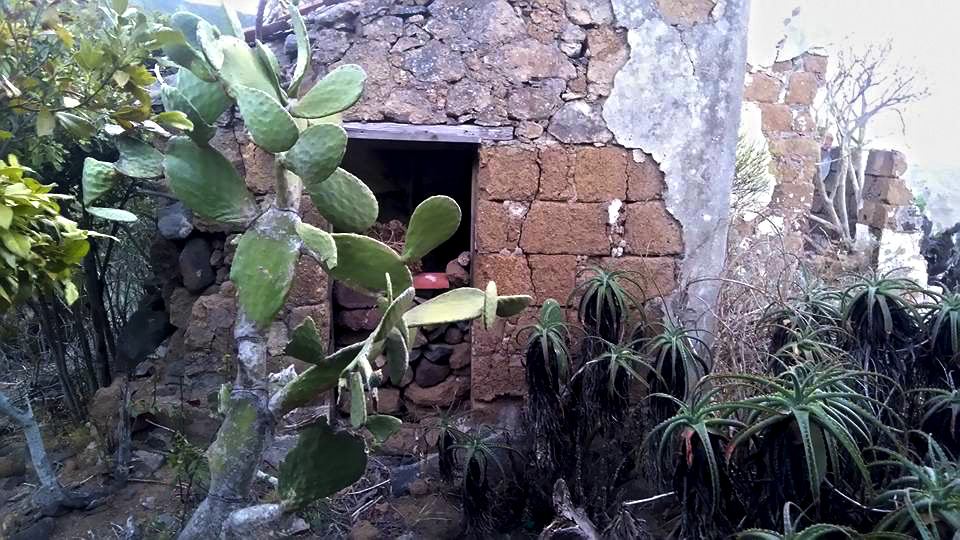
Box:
(603, 0), (749, 337)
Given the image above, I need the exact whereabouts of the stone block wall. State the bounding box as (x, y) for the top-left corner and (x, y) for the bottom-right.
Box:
(742, 52), (827, 250)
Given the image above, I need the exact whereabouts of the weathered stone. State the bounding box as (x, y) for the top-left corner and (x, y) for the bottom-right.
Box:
(859, 200), (897, 230)
(538, 146), (575, 201)
(865, 176), (913, 206)
(477, 146), (539, 200)
(443, 327), (464, 344)
(586, 26), (629, 93)
(208, 127), (244, 177)
(626, 151), (665, 201)
(445, 260), (469, 287)
(597, 256), (678, 300)
(565, 0), (614, 25)
(446, 79), (493, 117)
(758, 103), (793, 133)
(133, 449), (165, 474)
(771, 182), (814, 211)
(474, 254), (534, 296)
(427, 0), (527, 47)
(767, 136), (821, 160)
(573, 147), (627, 202)
(375, 387), (401, 414)
(475, 200), (526, 253)
(785, 71), (818, 105)
(338, 308), (381, 331)
(335, 41), (395, 122)
(506, 79), (564, 121)
(184, 294), (236, 351)
(362, 16), (403, 42)
(383, 88), (447, 124)
(516, 121), (545, 140)
(157, 202), (193, 240)
(266, 322), (289, 357)
(179, 237), (215, 293)
(743, 72), (782, 103)
(310, 29), (352, 65)
(656, 0), (716, 26)
(288, 258), (328, 307)
(492, 38), (576, 83)
(449, 342), (471, 370)
(350, 520), (379, 540)
(334, 282), (376, 308)
(240, 142), (276, 195)
(865, 149), (908, 177)
(404, 376), (469, 407)
(168, 287), (197, 329)
(287, 304), (329, 336)
(528, 255), (578, 304)
(402, 41), (466, 83)
(471, 351), (524, 401)
(803, 53), (828, 75)
(520, 202), (608, 255)
(151, 238), (179, 284)
(623, 202), (683, 256)
(548, 101), (612, 144)
(413, 360), (450, 388)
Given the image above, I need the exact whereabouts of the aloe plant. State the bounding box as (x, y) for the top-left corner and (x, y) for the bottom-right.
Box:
(736, 503), (858, 539)
(115, 6), (535, 538)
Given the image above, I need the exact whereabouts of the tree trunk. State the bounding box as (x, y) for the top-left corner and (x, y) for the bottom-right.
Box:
(0, 390), (69, 509)
(37, 300), (82, 418)
(84, 248), (114, 386)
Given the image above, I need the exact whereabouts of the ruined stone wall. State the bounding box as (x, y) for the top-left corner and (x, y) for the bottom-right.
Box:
(741, 51), (826, 250)
(276, 0), (748, 411)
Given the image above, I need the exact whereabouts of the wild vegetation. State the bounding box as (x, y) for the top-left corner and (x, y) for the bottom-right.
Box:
(424, 266), (960, 538)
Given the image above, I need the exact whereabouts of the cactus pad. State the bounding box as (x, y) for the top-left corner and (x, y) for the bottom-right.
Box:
(233, 85), (298, 153)
(277, 420), (367, 509)
(497, 295), (533, 317)
(160, 84), (215, 143)
(327, 233), (412, 294)
(214, 33), (281, 100)
(403, 287), (486, 328)
(287, 3), (309, 96)
(296, 222), (337, 269)
(176, 67), (231, 125)
(483, 281), (498, 330)
(384, 328), (409, 386)
(290, 65), (367, 119)
(164, 136), (258, 225)
(305, 168), (378, 233)
(274, 342), (362, 414)
(230, 210), (301, 327)
(81, 158), (119, 206)
(365, 415), (402, 445)
(254, 40), (284, 101)
(402, 195), (461, 263)
(349, 372), (366, 428)
(284, 317), (326, 363)
(280, 124), (347, 186)
(115, 136), (162, 178)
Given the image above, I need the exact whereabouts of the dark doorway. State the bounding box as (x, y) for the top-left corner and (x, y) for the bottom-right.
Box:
(340, 139), (476, 273)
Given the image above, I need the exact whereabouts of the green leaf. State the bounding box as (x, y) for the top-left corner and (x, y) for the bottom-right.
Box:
(112, 0), (128, 16)
(55, 112), (95, 139)
(230, 210), (301, 327)
(287, 3), (309, 96)
(152, 111), (194, 131)
(160, 84), (215, 143)
(176, 67), (231, 125)
(296, 222), (337, 268)
(327, 234), (412, 294)
(403, 287), (486, 328)
(62, 281), (79, 305)
(402, 195), (461, 262)
(164, 136), (258, 225)
(304, 168), (378, 233)
(36, 110), (55, 137)
(384, 327), (408, 386)
(115, 136), (163, 178)
(365, 415), (402, 445)
(87, 207), (138, 222)
(280, 124), (347, 186)
(349, 371), (366, 428)
(290, 65), (366, 118)
(284, 317), (326, 363)
(82, 158), (119, 206)
(233, 85), (298, 153)
(277, 420), (367, 509)
(0, 207), (11, 229)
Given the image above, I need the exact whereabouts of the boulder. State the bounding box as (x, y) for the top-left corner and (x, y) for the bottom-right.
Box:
(414, 361), (450, 388)
(179, 237), (215, 293)
(404, 376), (468, 407)
(157, 202), (193, 240)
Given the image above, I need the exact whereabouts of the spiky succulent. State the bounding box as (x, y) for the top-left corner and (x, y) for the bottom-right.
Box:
(570, 266), (643, 343)
(736, 503), (858, 539)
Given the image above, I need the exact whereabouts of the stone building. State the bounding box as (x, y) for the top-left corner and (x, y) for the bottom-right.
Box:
(147, 0), (750, 430)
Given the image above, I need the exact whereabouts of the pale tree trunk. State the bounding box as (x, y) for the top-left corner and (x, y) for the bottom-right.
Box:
(178, 172), (303, 540)
(0, 390), (71, 509)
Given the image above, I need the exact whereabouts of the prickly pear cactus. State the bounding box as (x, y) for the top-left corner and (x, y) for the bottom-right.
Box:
(145, 2), (534, 529)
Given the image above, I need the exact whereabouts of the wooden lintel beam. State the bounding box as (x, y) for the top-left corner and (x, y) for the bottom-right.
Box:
(342, 122), (514, 144)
